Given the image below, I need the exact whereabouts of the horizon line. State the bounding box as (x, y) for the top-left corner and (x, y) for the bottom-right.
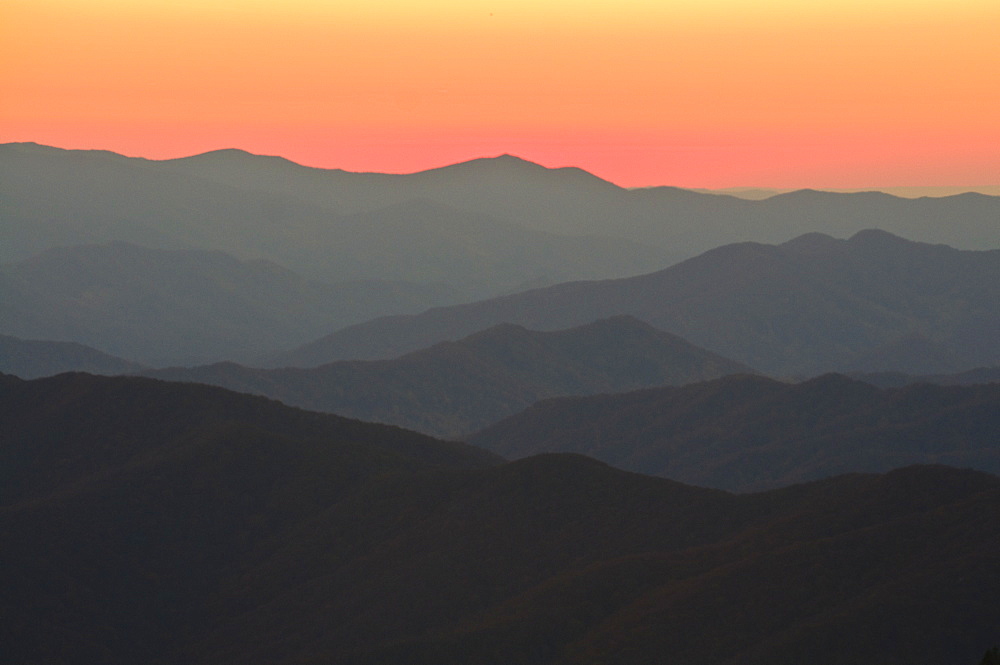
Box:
(4, 140), (1000, 198)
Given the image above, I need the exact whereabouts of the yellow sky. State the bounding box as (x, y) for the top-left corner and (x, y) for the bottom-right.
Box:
(3, 0), (998, 186)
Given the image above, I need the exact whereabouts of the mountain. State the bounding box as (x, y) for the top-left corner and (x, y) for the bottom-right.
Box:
(3, 372), (999, 664)
(6, 143), (1000, 277)
(468, 373), (1000, 491)
(0, 143), (670, 299)
(849, 366), (1000, 388)
(159, 146), (1000, 252)
(0, 334), (143, 378)
(281, 230), (1000, 376)
(0, 242), (460, 365)
(144, 316), (753, 438)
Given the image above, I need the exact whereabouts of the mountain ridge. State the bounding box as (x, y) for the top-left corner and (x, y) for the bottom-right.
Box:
(468, 372), (1000, 491)
(145, 315), (753, 438)
(274, 230), (1000, 375)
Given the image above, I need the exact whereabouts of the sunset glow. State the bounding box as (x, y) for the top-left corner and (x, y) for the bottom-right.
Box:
(3, 0), (999, 187)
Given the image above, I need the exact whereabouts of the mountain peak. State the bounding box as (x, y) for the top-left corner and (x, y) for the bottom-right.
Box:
(847, 228), (913, 246)
(780, 232), (841, 253)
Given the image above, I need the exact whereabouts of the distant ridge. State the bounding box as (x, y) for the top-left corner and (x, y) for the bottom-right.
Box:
(468, 373), (1000, 491)
(0, 242), (462, 366)
(146, 316), (753, 438)
(275, 230), (1000, 376)
(0, 334), (143, 378)
(5, 142), (999, 270)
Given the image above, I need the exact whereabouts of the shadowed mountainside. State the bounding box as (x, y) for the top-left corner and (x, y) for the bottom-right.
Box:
(0, 334), (143, 378)
(144, 316), (753, 438)
(2, 372), (999, 665)
(0, 242), (463, 365)
(849, 366), (1000, 388)
(275, 230), (1000, 376)
(468, 373), (1000, 491)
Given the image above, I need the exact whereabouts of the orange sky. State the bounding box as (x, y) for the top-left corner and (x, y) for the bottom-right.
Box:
(2, 0), (999, 187)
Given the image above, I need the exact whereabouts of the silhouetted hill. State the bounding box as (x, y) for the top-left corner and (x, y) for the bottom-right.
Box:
(2, 372), (999, 664)
(145, 316), (753, 438)
(0, 242), (459, 365)
(469, 373), (1000, 491)
(277, 231), (1000, 375)
(0, 334), (143, 378)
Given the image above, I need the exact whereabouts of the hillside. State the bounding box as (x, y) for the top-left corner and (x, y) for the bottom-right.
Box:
(2, 372), (999, 664)
(0, 334), (143, 378)
(146, 316), (753, 438)
(280, 230), (1000, 376)
(0, 242), (459, 365)
(849, 366), (1000, 388)
(469, 373), (1000, 491)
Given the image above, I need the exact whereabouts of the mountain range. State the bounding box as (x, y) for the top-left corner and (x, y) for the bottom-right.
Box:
(0, 242), (460, 365)
(3, 371), (999, 665)
(5, 142), (1000, 297)
(144, 316), (752, 438)
(0, 143), (670, 300)
(468, 373), (1000, 492)
(274, 230), (1000, 376)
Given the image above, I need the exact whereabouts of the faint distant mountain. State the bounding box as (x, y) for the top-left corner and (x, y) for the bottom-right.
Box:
(0, 242), (459, 366)
(160, 146), (1000, 252)
(849, 366), (1000, 388)
(276, 230), (1000, 376)
(688, 187), (786, 199)
(146, 316), (752, 438)
(4, 371), (1000, 665)
(468, 373), (1000, 492)
(0, 335), (143, 379)
(0, 143), (671, 298)
(6, 144), (1000, 297)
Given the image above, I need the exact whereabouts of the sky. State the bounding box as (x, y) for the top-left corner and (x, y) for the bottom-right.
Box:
(2, 0), (999, 188)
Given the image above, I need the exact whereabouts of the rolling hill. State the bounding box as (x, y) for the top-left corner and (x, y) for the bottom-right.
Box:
(0, 242), (461, 365)
(279, 230), (1000, 376)
(3, 372), (999, 664)
(145, 316), (753, 438)
(468, 373), (1000, 491)
(0, 334), (143, 378)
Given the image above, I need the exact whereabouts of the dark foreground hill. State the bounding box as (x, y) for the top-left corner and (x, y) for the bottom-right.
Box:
(469, 373), (1000, 492)
(280, 230), (1000, 376)
(3, 372), (1000, 665)
(146, 316), (752, 438)
(849, 366), (1000, 388)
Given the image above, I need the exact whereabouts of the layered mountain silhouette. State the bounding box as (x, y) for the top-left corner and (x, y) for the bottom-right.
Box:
(0, 242), (460, 365)
(469, 373), (1000, 491)
(280, 230), (1000, 375)
(6, 142), (1000, 296)
(3, 371), (999, 665)
(0, 334), (143, 378)
(850, 366), (1000, 388)
(0, 143), (670, 299)
(145, 316), (752, 438)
